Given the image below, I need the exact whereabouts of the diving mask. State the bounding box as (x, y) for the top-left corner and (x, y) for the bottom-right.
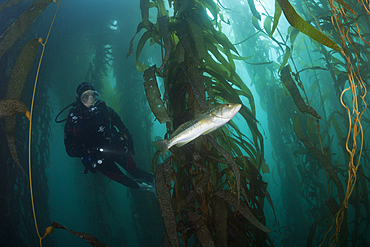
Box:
(80, 90), (100, 105)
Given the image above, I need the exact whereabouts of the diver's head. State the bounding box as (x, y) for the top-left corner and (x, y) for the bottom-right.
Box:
(75, 82), (100, 108)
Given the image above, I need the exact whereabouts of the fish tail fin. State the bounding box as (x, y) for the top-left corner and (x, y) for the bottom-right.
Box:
(153, 139), (169, 159)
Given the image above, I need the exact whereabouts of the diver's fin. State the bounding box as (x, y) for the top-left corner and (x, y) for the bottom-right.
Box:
(153, 139), (169, 159)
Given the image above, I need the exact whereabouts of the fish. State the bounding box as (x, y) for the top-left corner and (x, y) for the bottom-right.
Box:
(153, 103), (242, 158)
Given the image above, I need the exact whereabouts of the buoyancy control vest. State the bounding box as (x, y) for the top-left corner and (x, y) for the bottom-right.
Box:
(68, 101), (116, 149)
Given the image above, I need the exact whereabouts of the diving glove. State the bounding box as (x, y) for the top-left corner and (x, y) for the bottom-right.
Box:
(82, 152), (104, 174)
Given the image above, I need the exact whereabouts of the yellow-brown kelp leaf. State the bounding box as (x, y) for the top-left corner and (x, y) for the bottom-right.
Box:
(139, 0), (149, 27)
(264, 16), (272, 36)
(207, 136), (240, 202)
(0, 0), (52, 58)
(358, 165), (370, 218)
(6, 38), (40, 99)
(187, 17), (207, 61)
(0, 98), (28, 119)
(5, 116), (27, 175)
(50, 222), (110, 247)
(185, 211), (215, 246)
(270, 0), (282, 37)
(185, 172), (210, 204)
(181, 65), (208, 111)
(327, 111), (344, 140)
(0, 0), (22, 13)
(143, 65), (170, 123)
(176, 19), (200, 65)
(214, 190), (271, 233)
(214, 196), (228, 247)
(276, 0), (342, 52)
(157, 16), (171, 72)
(281, 66), (322, 119)
(325, 196), (340, 216)
(278, 47), (290, 72)
(155, 160), (180, 247)
(293, 115), (344, 201)
(306, 217), (324, 247)
(5, 38), (39, 171)
(205, 40), (233, 77)
(247, 0), (261, 20)
(126, 22), (146, 58)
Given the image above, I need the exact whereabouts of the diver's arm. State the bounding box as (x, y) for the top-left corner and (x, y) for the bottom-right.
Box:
(64, 113), (89, 157)
(108, 107), (135, 154)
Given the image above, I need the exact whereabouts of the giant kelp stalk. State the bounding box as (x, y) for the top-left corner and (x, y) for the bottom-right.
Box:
(129, 0), (272, 246)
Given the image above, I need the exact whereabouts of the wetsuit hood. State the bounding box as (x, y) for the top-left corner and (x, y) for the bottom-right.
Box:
(76, 82), (96, 103)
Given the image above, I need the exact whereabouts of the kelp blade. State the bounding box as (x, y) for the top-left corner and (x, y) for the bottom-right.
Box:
(270, 0), (282, 37)
(292, 115), (344, 200)
(143, 65), (170, 123)
(0, 0), (52, 58)
(186, 211), (215, 246)
(0, 0), (22, 13)
(6, 38), (40, 98)
(5, 39), (40, 170)
(214, 196), (228, 247)
(214, 190), (271, 233)
(207, 136), (241, 202)
(51, 222), (110, 247)
(281, 65), (322, 119)
(276, 0), (342, 52)
(0, 99), (27, 119)
(155, 161), (180, 247)
(5, 38), (39, 173)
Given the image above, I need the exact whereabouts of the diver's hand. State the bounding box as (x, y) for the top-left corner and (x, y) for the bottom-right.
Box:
(81, 151), (104, 174)
(90, 150), (105, 168)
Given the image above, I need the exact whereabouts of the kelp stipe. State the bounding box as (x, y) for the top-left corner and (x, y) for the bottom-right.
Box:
(27, 1), (61, 246)
(319, 1), (368, 246)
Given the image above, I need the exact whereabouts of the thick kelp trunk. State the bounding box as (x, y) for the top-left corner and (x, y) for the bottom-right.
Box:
(130, 0), (272, 246)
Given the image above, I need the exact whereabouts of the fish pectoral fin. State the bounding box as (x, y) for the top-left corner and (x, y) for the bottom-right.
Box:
(202, 126), (218, 135)
(175, 141), (189, 147)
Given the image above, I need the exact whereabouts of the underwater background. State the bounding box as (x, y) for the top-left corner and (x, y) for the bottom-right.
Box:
(0, 0), (369, 246)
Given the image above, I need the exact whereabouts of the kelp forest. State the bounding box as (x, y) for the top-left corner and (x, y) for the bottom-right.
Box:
(0, 0), (369, 246)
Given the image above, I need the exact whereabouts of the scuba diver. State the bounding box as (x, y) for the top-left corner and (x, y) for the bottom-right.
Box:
(62, 82), (155, 193)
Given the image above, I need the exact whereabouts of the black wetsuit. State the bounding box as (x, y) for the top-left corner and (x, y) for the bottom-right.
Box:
(64, 100), (153, 188)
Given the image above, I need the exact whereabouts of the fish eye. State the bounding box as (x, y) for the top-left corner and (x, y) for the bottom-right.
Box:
(226, 103), (230, 107)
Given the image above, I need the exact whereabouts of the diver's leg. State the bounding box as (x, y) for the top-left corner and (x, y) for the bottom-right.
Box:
(97, 160), (139, 188)
(131, 167), (154, 183)
(116, 153), (154, 183)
